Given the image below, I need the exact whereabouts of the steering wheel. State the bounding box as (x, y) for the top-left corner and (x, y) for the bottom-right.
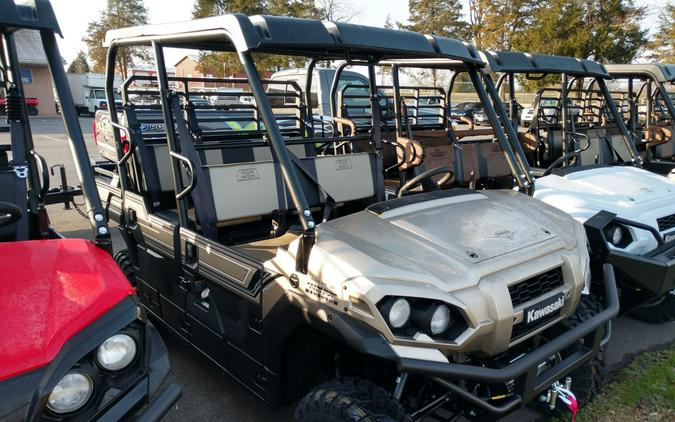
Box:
(0, 201), (22, 227)
(398, 166), (454, 198)
(543, 132), (591, 176)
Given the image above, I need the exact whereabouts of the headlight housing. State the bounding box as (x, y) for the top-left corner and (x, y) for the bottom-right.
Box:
(379, 297), (411, 329)
(47, 372), (93, 413)
(96, 334), (137, 371)
(378, 297), (467, 340)
(604, 223), (632, 248)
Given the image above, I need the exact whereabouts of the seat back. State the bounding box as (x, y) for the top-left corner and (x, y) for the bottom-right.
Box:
(202, 152), (378, 226)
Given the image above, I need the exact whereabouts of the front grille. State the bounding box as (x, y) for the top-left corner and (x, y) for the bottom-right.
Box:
(657, 213), (675, 232)
(511, 312), (560, 341)
(508, 267), (564, 308)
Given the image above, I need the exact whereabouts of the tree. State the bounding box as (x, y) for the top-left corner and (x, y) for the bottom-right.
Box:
(475, 1), (538, 51)
(378, 14), (395, 84)
(402, 0), (468, 86)
(192, 0), (344, 76)
(83, 0), (150, 78)
(646, 2), (675, 63)
(517, 0), (647, 63)
(315, 0), (359, 22)
(67, 50), (90, 74)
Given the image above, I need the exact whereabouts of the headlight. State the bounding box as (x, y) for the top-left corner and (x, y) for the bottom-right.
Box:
(382, 298), (411, 329)
(47, 372), (93, 413)
(96, 334), (137, 371)
(609, 225), (622, 245)
(604, 223), (632, 248)
(429, 304), (452, 335)
(413, 302), (453, 335)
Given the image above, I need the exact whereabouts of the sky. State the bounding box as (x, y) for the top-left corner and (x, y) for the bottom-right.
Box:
(50, 0), (670, 68)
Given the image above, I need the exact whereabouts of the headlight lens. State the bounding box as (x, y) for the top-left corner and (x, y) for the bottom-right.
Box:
(429, 304), (452, 335)
(605, 223), (632, 248)
(96, 334), (137, 371)
(47, 372), (93, 413)
(388, 298), (411, 328)
(609, 225), (622, 245)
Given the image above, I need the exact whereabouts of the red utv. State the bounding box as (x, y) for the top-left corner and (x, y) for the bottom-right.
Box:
(0, 0), (180, 420)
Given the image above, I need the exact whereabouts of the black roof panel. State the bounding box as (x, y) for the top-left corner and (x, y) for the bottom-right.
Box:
(482, 51), (610, 79)
(104, 14), (483, 64)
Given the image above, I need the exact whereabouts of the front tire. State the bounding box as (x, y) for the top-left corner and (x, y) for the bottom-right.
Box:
(294, 378), (410, 422)
(563, 294), (607, 406)
(628, 289), (675, 324)
(114, 249), (136, 286)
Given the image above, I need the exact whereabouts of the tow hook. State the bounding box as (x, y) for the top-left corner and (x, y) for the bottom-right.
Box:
(541, 377), (578, 420)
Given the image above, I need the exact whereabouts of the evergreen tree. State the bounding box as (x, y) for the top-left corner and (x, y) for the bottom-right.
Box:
(83, 0), (150, 78)
(646, 3), (675, 63)
(67, 50), (90, 74)
(479, 0), (538, 51)
(192, 0), (327, 76)
(403, 0), (468, 86)
(517, 0), (647, 63)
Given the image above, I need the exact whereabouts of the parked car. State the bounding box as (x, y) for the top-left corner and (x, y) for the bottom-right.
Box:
(474, 103), (522, 125)
(450, 101), (482, 120)
(95, 15), (616, 421)
(208, 87), (245, 106)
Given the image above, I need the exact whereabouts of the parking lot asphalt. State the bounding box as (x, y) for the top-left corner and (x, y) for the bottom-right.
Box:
(2, 116), (674, 421)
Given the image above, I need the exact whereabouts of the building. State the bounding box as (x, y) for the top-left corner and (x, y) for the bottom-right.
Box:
(174, 54), (271, 89)
(175, 54), (204, 86)
(13, 29), (57, 115)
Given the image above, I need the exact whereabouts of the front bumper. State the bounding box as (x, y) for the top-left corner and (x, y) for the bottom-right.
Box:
(585, 210), (675, 297)
(395, 264), (619, 416)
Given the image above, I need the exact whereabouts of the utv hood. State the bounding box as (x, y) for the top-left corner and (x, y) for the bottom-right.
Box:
(0, 239), (133, 381)
(304, 190), (578, 290)
(535, 166), (675, 219)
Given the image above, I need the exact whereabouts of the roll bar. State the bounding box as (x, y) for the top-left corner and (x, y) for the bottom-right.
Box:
(0, 0), (111, 249)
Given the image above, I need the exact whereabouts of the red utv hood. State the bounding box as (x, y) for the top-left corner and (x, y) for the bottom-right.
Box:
(0, 239), (134, 381)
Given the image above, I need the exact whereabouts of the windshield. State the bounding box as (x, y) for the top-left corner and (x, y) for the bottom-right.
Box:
(94, 89), (121, 100)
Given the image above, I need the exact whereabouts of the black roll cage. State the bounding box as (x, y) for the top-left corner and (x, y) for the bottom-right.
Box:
(370, 59), (535, 193)
(0, 0), (111, 249)
(487, 52), (642, 169)
(591, 72), (675, 154)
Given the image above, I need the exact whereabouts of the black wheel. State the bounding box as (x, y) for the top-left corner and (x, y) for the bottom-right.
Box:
(628, 289), (675, 324)
(114, 249), (136, 286)
(294, 378), (410, 422)
(562, 294), (607, 407)
(0, 201), (22, 227)
(27, 105), (38, 116)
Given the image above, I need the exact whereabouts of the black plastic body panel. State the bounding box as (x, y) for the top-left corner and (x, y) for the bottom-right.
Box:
(585, 210), (675, 298)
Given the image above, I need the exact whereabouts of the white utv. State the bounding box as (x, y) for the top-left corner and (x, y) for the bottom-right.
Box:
(93, 15), (617, 421)
(484, 51), (675, 324)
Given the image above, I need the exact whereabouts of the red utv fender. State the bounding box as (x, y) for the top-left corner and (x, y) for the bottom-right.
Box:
(0, 238), (134, 381)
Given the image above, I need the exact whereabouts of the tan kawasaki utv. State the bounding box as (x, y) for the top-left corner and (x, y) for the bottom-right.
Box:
(93, 14), (617, 421)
